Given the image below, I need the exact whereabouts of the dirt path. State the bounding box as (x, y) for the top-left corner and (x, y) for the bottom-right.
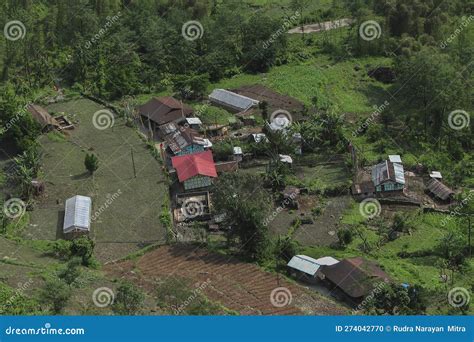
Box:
(105, 244), (347, 315)
(288, 18), (353, 34)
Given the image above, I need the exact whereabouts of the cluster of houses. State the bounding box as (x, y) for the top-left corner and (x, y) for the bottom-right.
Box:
(136, 85), (306, 225)
(351, 154), (455, 203)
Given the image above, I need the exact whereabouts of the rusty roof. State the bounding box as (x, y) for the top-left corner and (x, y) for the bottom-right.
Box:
(138, 97), (193, 125)
(320, 257), (390, 298)
(426, 178), (454, 200)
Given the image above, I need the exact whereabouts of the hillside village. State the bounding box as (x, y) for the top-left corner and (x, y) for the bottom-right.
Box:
(0, 0), (472, 316)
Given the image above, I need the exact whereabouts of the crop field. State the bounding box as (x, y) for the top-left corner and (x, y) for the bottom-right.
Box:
(25, 98), (168, 262)
(106, 244), (348, 315)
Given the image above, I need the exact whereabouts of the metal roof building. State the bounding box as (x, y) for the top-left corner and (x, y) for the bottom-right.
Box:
(372, 161), (405, 186)
(63, 195), (92, 234)
(388, 155), (402, 164)
(209, 89), (259, 113)
(287, 255), (339, 276)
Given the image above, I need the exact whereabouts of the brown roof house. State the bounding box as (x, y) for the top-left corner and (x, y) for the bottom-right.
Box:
(138, 97), (193, 133)
(426, 178), (455, 202)
(320, 257), (390, 305)
(27, 104), (60, 132)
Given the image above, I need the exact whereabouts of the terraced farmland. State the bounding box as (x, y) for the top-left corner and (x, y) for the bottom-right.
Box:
(105, 245), (347, 315)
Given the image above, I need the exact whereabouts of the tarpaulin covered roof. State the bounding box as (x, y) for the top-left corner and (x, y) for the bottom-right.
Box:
(171, 150), (217, 182)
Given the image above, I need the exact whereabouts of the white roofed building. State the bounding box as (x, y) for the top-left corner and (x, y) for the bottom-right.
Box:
(63, 195), (92, 238)
(209, 89), (259, 113)
(287, 255), (339, 283)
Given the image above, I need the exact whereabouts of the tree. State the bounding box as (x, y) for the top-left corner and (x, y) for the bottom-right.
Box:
(70, 236), (95, 266)
(59, 257), (82, 285)
(112, 282), (145, 315)
(39, 279), (71, 314)
(337, 228), (353, 247)
(365, 283), (427, 315)
(84, 153), (99, 175)
(212, 173), (273, 262)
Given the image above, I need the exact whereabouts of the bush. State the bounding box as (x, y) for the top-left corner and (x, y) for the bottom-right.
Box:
(70, 236), (96, 266)
(112, 282), (145, 315)
(84, 153), (99, 175)
(39, 279), (71, 314)
(337, 228), (353, 247)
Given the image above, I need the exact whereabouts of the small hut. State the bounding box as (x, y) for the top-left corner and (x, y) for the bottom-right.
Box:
(63, 195), (92, 239)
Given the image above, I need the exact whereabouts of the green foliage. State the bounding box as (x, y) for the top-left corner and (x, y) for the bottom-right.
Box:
(364, 283), (427, 315)
(39, 279), (71, 314)
(70, 236), (96, 267)
(337, 228), (354, 247)
(212, 173), (273, 262)
(84, 153), (99, 175)
(58, 257), (82, 285)
(0, 282), (41, 315)
(112, 281), (145, 315)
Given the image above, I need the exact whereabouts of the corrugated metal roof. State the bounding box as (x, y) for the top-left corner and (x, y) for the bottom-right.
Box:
(209, 89), (259, 112)
(426, 178), (454, 200)
(287, 255), (339, 276)
(430, 171), (442, 179)
(393, 162), (405, 184)
(372, 160), (405, 186)
(186, 117), (202, 125)
(63, 195), (91, 233)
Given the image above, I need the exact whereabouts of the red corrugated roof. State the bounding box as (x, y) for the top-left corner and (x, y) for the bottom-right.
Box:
(171, 150), (217, 182)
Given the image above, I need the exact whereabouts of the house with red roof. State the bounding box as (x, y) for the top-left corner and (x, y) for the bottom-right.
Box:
(171, 150), (218, 191)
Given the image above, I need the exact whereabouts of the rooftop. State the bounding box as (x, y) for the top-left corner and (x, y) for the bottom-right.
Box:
(209, 89), (259, 112)
(171, 150), (217, 182)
